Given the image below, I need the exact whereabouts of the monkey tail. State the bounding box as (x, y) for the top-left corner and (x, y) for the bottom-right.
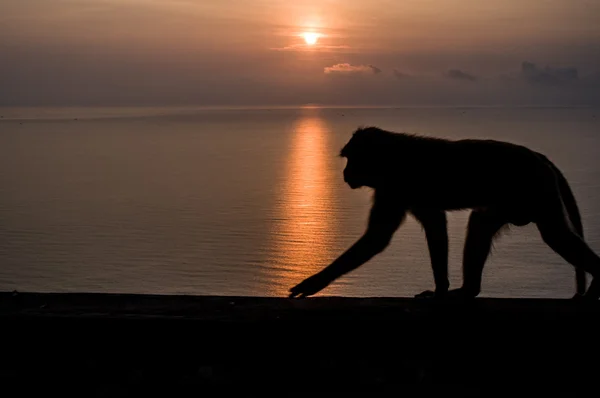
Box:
(543, 156), (587, 295)
(555, 168), (584, 236)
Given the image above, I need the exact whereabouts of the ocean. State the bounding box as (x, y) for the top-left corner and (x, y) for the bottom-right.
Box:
(1, 106), (599, 298)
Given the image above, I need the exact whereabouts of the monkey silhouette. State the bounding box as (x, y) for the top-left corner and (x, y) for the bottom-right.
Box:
(289, 126), (597, 300)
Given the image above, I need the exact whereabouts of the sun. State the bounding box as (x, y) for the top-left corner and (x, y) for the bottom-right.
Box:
(302, 32), (320, 46)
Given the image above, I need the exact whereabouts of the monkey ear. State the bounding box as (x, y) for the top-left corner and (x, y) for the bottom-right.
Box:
(354, 125), (366, 135)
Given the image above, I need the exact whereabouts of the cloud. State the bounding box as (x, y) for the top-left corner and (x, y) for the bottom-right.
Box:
(393, 69), (410, 79)
(324, 63), (382, 75)
(520, 61), (579, 85)
(444, 69), (477, 82)
(369, 65), (382, 74)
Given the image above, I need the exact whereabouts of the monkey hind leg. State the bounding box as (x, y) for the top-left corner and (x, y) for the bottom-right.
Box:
(536, 205), (600, 300)
(450, 210), (508, 299)
(545, 159), (587, 294)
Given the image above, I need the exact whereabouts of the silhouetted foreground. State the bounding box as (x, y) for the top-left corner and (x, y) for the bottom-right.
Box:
(2, 292), (600, 396)
(289, 127), (600, 302)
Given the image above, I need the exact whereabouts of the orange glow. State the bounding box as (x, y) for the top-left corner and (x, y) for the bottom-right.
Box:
(302, 32), (320, 45)
(266, 109), (342, 296)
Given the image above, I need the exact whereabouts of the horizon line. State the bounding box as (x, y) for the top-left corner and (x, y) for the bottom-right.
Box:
(1, 103), (597, 121)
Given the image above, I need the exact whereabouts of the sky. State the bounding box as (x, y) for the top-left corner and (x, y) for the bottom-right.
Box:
(1, 0), (599, 107)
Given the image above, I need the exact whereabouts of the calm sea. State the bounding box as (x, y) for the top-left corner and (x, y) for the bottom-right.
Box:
(1, 106), (599, 298)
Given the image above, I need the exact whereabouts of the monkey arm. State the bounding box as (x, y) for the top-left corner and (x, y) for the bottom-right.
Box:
(322, 192), (407, 279)
(289, 192), (406, 298)
(320, 228), (400, 281)
(410, 209), (450, 294)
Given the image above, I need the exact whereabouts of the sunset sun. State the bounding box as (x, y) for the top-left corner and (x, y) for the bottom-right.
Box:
(302, 32), (320, 45)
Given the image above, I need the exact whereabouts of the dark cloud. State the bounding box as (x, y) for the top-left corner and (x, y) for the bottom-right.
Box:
(393, 69), (410, 79)
(0, 42), (598, 107)
(324, 63), (382, 75)
(444, 69), (477, 82)
(369, 64), (382, 74)
(520, 61), (579, 85)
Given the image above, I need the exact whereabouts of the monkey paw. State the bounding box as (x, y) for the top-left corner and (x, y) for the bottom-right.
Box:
(572, 293), (598, 303)
(415, 290), (435, 299)
(414, 289), (448, 300)
(414, 290), (438, 299)
(289, 273), (332, 299)
(445, 287), (479, 300)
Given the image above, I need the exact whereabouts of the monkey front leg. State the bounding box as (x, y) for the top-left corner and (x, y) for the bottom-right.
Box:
(288, 232), (392, 298)
(289, 196), (407, 298)
(411, 209), (450, 299)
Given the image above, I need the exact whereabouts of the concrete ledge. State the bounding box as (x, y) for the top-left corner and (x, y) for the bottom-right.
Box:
(2, 292), (600, 395)
(2, 290), (598, 318)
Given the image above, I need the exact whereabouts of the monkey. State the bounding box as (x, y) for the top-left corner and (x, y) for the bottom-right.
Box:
(288, 126), (600, 301)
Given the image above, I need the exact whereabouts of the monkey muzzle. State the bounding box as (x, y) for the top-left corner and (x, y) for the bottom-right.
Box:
(344, 175), (362, 189)
(343, 168), (364, 189)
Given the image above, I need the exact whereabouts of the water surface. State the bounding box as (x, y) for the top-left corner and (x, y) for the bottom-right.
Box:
(1, 106), (599, 298)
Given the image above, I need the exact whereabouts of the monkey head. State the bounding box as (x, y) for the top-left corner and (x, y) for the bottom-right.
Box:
(339, 127), (388, 189)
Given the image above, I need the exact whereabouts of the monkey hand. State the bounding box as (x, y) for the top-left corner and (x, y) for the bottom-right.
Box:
(414, 289), (448, 299)
(415, 290), (435, 299)
(289, 272), (332, 298)
(445, 287), (479, 300)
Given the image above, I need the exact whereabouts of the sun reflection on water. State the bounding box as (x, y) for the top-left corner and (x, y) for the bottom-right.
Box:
(265, 109), (344, 296)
